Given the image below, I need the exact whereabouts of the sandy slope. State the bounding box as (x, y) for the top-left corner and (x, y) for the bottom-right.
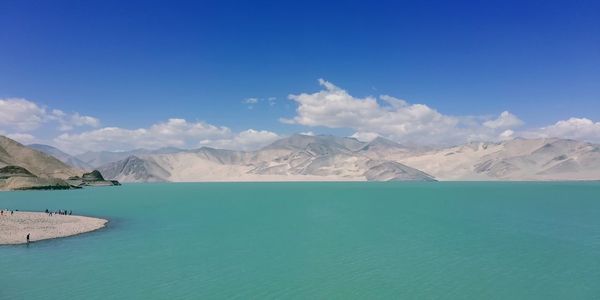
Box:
(87, 135), (600, 182)
(99, 135), (436, 182)
(395, 139), (600, 180)
(0, 136), (79, 179)
(0, 211), (107, 245)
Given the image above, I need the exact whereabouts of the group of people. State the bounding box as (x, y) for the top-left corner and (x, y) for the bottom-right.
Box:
(45, 209), (72, 216)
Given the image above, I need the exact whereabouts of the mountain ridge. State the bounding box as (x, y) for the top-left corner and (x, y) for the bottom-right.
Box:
(28, 144), (93, 171)
(18, 134), (600, 183)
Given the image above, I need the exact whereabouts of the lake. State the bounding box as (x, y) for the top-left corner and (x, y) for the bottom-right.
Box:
(1, 182), (600, 299)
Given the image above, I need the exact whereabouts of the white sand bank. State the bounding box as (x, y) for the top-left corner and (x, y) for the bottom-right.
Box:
(0, 211), (107, 245)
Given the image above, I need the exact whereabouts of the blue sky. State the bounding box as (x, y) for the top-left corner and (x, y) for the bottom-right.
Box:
(0, 0), (599, 153)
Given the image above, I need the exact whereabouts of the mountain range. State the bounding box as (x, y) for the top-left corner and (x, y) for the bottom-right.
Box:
(83, 134), (600, 182)
(0, 136), (80, 190)
(4, 134), (600, 187)
(97, 134), (435, 182)
(0, 136), (120, 190)
(28, 144), (94, 171)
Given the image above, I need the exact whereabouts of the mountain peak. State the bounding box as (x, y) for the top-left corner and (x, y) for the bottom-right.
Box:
(263, 134), (366, 152)
(368, 136), (402, 147)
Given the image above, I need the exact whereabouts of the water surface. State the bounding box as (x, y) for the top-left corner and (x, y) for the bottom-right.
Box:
(1, 182), (600, 299)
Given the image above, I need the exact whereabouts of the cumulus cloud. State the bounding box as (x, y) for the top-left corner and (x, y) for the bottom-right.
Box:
(242, 97), (277, 109)
(299, 131), (315, 136)
(200, 129), (280, 151)
(483, 111), (524, 129)
(5, 133), (37, 144)
(0, 98), (47, 131)
(521, 118), (600, 143)
(283, 79), (523, 145)
(52, 110), (101, 131)
(350, 131), (380, 142)
(0, 98), (100, 132)
(499, 129), (515, 140)
(53, 118), (279, 153)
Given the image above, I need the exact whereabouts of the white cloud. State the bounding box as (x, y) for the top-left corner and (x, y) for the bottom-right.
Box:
(299, 131), (315, 136)
(0, 98), (46, 131)
(200, 129), (280, 151)
(242, 97), (259, 109)
(53, 118), (279, 153)
(242, 97), (277, 108)
(68, 112), (100, 128)
(243, 98), (259, 104)
(283, 79), (523, 145)
(521, 118), (600, 143)
(54, 118), (229, 152)
(0, 98), (100, 132)
(52, 110), (101, 131)
(483, 111), (524, 129)
(379, 95), (408, 108)
(350, 131), (380, 142)
(5, 133), (37, 144)
(499, 129), (515, 140)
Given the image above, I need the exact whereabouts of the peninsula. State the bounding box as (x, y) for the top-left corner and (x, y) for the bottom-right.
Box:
(0, 211), (107, 245)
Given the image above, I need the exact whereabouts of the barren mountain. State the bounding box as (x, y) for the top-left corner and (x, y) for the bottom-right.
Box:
(29, 144), (93, 171)
(0, 136), (81, 190)
(98, 156), (171, 182)
(99, 134), (435, 182)
(396, 138), (600, 180)
(75, 147), (183, 168)
(0, 136), (79, 180)
(62, 135), (600, 183)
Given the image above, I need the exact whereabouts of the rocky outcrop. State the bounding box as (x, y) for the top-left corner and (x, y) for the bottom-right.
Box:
(2, 176), (72, 190)
(66, 170), (121, 187)
(82, 170), (105, 181)
(0, 165), (36, 179)
(0, 165), (72, 190)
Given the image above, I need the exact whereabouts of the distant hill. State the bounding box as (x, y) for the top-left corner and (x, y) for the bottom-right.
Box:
(98, 134), (436, 182)
(0, 136), (79, 180)
(95, 134), (600, 182)
(75, 147), (184, 168)
(28, 144), (93, 171)
(98, 156), (170, 182)
(0, 135), (122, 190)
(0, 135), (81, 190)
(6, 133), (599, 185)
(396, 138), (600, 180)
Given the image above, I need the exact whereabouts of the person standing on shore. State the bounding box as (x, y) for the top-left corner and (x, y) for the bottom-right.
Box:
(26, 233), (30, 243)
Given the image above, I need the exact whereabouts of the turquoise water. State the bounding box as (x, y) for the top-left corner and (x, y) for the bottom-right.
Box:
(1, 182), (600, 299)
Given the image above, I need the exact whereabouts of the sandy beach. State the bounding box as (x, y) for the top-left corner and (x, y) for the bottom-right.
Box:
(0, 211), (107, 245)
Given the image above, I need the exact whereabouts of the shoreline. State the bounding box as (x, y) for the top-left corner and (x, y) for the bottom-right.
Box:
(0, 211), (107, 245)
